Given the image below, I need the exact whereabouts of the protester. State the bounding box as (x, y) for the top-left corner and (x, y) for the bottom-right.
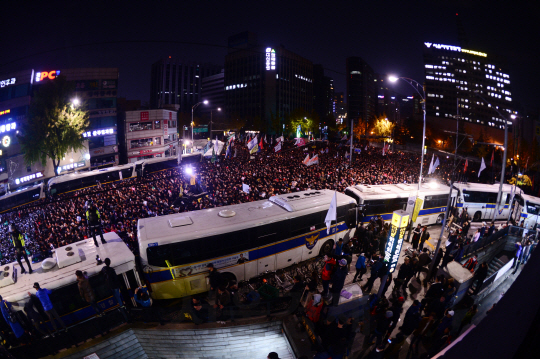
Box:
(101, 258), (130, 322)
(76, 270), (103, 316)
(30, 282), (67, 333)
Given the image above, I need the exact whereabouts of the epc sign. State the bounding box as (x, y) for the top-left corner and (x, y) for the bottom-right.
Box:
(35, 70), (61, 82)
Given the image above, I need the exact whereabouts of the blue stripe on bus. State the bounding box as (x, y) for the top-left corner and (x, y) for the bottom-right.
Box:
(145, 222), (350, 284)
(43, 296), (118, 329)
(522, 213), (528, 218)
(362, 207), (446, 223)
(457, 203), (508, 209)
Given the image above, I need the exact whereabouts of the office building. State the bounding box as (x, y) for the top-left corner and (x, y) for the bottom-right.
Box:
(334, 92), (347, 123)
(346, 57), (376, 134)
(423, 42), (515, 132)
(200, 71), (225, 119)
(124, 109), (178, 163)
(150, 58), (222, 112)
(225, 32), (313, 132)
(0, 68), (119, 192)
(313, 64), (334, 121)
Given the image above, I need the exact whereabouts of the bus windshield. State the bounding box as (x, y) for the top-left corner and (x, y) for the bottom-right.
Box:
(526, 201), (540, 215)
(462, 189), (498, 204)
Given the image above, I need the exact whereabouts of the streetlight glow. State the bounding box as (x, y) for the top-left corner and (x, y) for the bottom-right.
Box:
(203, 100), (209, 105)
(72, 98), (80, 106)
(388, 76), (399, 83)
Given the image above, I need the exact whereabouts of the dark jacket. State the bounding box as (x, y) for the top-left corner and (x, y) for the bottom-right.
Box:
(101, 265), (121, 289)
(78, 276), (96, 303)
(417, 253), (431, 267)
(426, 282), (444, 299)
(208, 269), (223, 289)
(216, 290), (231, 307)
(397, 262), (414, 280)
(331, 265), (348, 292)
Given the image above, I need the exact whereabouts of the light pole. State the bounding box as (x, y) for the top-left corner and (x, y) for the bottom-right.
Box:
(191, 100), (209, 147)
(210, 107), (221, 138)
(389, 76), (427, 192)
(474, 91), (516, 221)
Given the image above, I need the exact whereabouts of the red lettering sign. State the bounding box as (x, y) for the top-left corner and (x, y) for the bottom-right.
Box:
(140, 111), (149, 121)
(139, 149), (152, 155)
(169, 112), (172, 120)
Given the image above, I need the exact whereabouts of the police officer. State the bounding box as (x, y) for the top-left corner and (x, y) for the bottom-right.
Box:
(9, 224), (33, 274)
(86, 202), (107, 247)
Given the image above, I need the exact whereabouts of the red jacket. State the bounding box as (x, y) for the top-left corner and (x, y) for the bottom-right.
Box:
(462, 257), (477, 273)
(305, 299), (323, 323)
(321, 258), (336, 281)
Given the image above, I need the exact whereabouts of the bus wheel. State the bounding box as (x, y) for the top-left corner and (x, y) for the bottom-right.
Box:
(319, 240), (334, 257)
(222, 272), (237, 287)
(473, 211), (482, 222)
(436, 214), (444, 224)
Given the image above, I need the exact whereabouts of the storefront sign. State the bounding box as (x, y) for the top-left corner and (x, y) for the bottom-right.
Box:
(2, 136), (10, 147)
(57, 161), (85, 174)
(83, 128), (115, 137)
(0, 78), (16, 88)
(0, 123), (16, 133)
(101, 80), (117, 89)
(384, 210), (409, 273)
(0, 109), (10, 116)
(163, 123), (168, 136)
(35, 70), (61, 82)
(90, 145), (118, 156)
(140, 149), (152, 155)
(15, 172), (44, 185)
(140, 111), (149, 121)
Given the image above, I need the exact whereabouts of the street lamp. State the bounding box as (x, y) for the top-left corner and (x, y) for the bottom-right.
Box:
(210, 107), (221, 137)
(389, 75), (427, 192)
(474, 90), (516, 221)
(71, 98), (80, 107)
(191, 100), (208, 148)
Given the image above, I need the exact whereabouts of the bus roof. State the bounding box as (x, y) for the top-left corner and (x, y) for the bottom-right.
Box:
(0, 232), (135, 307)
(137, 189), (355, 248)
(346, 183), (455, 200)
(0, 183), (43, 201)
(452, 182), (515, 193)
(47, 163), (135, 189)
(520, 192), (539, 204)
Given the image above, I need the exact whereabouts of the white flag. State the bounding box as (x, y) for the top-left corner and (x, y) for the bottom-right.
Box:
(302, 154), (310, 165)
(478, 157), (487, 177)
(428, 154), (435, 174)
(274, 142), (282, 152)
(247, 135), (258, 150)
(341, 135), (347, 141)
(325, 191), (337, 234)
(433, 156), (440, 173)
(214, 135), (219, 153)
(242, 183), (250, 193)
(307, 154), (319, 166)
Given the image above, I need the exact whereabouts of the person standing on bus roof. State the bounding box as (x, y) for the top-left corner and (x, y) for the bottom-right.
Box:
(9, 224), (32, 274)
(86, 201), (107, 247)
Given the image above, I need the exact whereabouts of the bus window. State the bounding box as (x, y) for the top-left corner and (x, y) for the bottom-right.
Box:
(462, 190), (497, 203)
(515, 195), (524, 207)
(424, 194), (448, 208)
(526, 202), (540, 216)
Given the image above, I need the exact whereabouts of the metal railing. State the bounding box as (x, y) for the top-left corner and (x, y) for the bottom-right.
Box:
(461, 225), (524, 260)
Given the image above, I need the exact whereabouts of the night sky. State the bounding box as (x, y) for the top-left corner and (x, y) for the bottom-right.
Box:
(1, 1), (538, 114)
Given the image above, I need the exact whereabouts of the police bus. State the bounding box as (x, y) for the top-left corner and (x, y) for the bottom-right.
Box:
(452, 183), (514, 222)
(137, 190), (356, 299)
(511, 191), (540, 229)
(0, 183), (46, 214)
(344, 183), (457, 227)
(0, 232), (141, 327)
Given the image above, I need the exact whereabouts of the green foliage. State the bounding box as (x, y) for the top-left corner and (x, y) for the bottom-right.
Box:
(369, 117), (396, 142)
(286, 108), (314, 136)
(17, 76), (90, 176)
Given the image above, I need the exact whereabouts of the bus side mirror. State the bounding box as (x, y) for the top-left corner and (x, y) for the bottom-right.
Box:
(346, 209), (356, 229)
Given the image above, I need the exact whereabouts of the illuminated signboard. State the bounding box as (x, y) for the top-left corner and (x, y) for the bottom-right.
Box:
(35, 70), (61, 82)
(140, 111), (149, 121)
(15, 172), (44, 185)
(384, 210), (410, 273)
(265, 48), (276, 70)
(2, 136), (10, 147)
(424, 42), (487, 57)
(0, 109), (10, 116)
(82, 128), (115, 137)
(0, 123), (16, 133)
(57, 161), (85, 174)
(0, 78), (16, 88)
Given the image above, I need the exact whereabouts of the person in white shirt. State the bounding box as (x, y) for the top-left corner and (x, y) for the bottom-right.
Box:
(472, 229), (481, 243)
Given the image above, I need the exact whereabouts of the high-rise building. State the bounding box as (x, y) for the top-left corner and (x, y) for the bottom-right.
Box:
(0, 68), (119, 192)
(313, 64), (334, 122)
(346, 57), (376, 134)
(200, 71), (225, 117)
(150, 58), (222, 112)
(334, 92), (346, 123)
(224, 32), (313, 132)
(423, 42), (515, 131)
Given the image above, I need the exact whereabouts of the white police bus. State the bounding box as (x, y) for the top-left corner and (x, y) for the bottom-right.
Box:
(453, 183), (514, 222)
(344, 183), (457, 227)
(511, 192), (540, 229)
(0, 183), (46, 214)
(0, 232), (141, 327)
(137, 190), (356, 299)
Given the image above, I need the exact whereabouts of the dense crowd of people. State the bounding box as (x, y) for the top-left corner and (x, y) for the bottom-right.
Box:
(0, 140), (455, 265)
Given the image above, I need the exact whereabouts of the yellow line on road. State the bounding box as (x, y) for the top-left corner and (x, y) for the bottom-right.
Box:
(425, 240), (435, 250)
